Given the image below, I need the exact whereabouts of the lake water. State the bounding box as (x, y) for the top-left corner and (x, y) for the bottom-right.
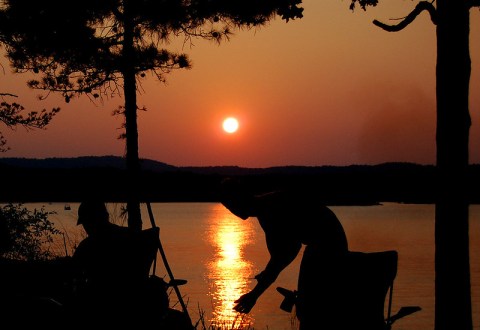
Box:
(28, 202), (480, 330)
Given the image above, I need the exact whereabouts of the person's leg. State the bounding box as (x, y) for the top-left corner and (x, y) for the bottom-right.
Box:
(297, 246), (349, 329)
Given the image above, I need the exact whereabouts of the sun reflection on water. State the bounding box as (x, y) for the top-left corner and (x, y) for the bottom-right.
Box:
(207, 205), (256, 328)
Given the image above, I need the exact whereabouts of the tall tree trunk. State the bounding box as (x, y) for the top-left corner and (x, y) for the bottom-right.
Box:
(435, 0), (472, 329)
(123, 0), (142, 231)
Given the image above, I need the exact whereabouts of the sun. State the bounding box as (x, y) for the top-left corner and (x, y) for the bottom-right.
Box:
(222, 117), (239, 134)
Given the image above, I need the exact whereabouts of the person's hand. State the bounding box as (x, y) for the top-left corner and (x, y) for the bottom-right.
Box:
(254, 271), (265, 282)
(233, 291), (258, 314)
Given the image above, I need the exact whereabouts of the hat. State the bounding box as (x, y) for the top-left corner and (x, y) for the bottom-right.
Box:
(77, 200), (109, 225)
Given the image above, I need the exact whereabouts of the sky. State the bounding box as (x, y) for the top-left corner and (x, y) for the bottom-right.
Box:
(1, 0), (480, 168)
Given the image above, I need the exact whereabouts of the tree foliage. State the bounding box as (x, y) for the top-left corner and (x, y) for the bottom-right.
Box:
(0, 0), (304, 230)
(0, 203), (61, 261)
(0, 0), (304, 104)
(0, 94), (60, 152)
(0, 4), (61, 152)
(349, 0), (378, 11)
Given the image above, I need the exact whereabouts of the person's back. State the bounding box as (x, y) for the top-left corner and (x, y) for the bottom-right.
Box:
(253, 190), (348, 253)
(73, 222), (134, 292)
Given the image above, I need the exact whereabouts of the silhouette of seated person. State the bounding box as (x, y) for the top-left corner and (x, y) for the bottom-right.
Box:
(70, 200), (194, 329)
(220, 178), (397, 330)
(70, 200), (159, 327)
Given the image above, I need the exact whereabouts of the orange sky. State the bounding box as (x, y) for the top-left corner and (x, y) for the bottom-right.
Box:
(1, 0), (480, 168)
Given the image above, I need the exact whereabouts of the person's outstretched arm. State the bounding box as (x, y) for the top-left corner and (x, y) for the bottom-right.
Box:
(234, 239), (301, 314)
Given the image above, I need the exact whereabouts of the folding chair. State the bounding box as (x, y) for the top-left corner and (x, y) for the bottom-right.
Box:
(277, 250), (420, 329)
(344, 250), (398, 329)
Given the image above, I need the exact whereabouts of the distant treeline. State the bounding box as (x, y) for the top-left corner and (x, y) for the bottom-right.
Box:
(1, 156), (479, 205)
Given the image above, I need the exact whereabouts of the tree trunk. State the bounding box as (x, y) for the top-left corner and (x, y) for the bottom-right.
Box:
(435, 0), (472, 329)
(122, 0), (142, 232)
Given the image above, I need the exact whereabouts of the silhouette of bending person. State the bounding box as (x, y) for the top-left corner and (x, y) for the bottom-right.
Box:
(219, 178), (349, 329)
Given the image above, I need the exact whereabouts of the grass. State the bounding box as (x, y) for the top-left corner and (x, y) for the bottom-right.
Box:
(187, 301), (299, 330)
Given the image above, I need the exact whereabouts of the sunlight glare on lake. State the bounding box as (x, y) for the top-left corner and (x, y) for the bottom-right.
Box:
(207, 205), (256, 328)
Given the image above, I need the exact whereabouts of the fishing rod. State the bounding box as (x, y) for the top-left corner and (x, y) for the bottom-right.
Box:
(146, 202), (192, 324)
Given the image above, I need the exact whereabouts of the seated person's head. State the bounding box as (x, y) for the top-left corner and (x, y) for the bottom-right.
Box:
(77, 200), (110, 235)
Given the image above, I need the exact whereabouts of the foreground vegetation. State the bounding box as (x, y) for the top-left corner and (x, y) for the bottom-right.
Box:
(0, 203), (61, 261)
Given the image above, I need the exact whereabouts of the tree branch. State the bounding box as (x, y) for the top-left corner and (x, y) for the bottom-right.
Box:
(373, 1), (437, 32)
(0, 93), (18, 98)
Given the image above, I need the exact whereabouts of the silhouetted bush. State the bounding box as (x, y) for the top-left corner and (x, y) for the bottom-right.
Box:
(0, 203), (61, 261)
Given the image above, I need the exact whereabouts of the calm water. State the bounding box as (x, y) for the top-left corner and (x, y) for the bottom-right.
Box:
(28, 202), (480, 330)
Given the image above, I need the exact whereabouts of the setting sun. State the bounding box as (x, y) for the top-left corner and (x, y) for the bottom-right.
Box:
(222, 117), (239, 134)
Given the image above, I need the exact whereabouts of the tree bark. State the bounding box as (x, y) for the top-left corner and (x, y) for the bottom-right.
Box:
(123, 0), (142, 232)
(435, 0), (472, 329)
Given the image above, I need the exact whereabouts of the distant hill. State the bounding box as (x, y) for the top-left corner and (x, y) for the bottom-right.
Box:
(0, 155), (176, 172)
(0, 155), (437, 175)
(0, 156), (479, 204)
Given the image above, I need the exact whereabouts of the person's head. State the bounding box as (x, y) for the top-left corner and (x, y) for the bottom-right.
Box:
(77, 200), (110, 235)
(219, 178), (254, 220)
